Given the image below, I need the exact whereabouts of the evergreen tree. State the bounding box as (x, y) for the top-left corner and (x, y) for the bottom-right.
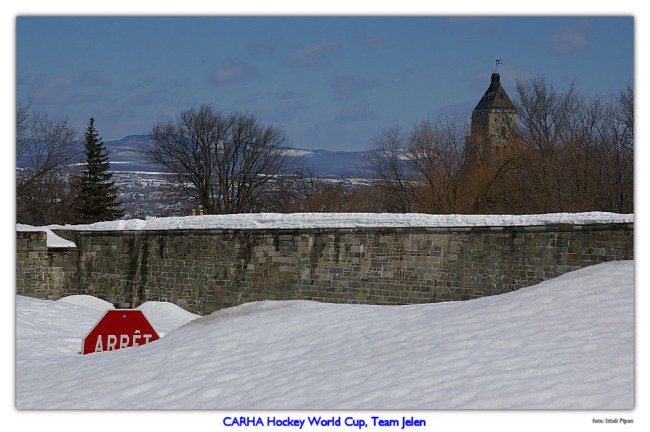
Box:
(74, 118), (124, 223)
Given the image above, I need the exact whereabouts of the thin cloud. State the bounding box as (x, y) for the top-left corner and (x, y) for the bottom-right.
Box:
(331, 75), (379, 99)
(210, 62), (259, 86)
(31, 74), (108, 105)
(468, 64), (536, 94)
(357, 31), (392, 50)
(261, 99), (309, 123)
(333, 102), (377, 123)
(551, 20), (590, 54)
(245, 37), (289, 55)
(286, 41), (341, 66)
(78, 70), (113, 88)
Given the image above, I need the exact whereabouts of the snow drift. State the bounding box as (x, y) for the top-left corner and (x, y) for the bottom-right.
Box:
(15, 261), (634, 409)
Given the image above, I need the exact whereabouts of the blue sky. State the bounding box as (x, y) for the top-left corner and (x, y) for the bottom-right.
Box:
(16, 15), (633, 151)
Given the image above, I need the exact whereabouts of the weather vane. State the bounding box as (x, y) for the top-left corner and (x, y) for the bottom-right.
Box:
(495, 59), (503, 72)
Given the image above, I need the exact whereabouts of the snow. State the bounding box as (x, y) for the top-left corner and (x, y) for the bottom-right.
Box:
(277, 149), (315, 157)
(56, 295), (114, 312)
(16, 223), (77, 248)
(135, 301), (201, 337)
(19, 211), (633, 232)
(15, 260), (634, 411)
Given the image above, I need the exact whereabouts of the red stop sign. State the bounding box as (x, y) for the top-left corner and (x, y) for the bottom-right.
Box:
(82, 309), (160, 355)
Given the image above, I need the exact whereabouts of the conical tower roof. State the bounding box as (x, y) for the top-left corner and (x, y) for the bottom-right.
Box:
(474, 73), (516, 111)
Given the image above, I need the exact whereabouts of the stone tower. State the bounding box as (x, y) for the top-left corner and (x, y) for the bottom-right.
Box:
(465, 72), (518, 163)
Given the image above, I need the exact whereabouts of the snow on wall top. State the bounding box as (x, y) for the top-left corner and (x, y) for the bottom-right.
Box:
(16, 224), (77, 248)
(17, 212), (633, 235)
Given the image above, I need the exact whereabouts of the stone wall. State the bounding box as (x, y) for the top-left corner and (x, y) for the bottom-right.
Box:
(16, 231), (79, 299)
(16, 223), (633, 315)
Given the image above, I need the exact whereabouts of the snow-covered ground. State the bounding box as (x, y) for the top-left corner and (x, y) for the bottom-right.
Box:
(16, 260), (634, 410)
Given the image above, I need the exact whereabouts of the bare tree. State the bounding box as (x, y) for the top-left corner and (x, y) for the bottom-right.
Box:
(407, 117), (468, 213)
(512, 77), (633, 213)
(367, 117), (471, 214)
(16, 105), (79, 225)
(272, 166), (335, 212)
(590, 88), (633, 212)
(515, 77), (582, 155)
(16, 103), (30, 154)
(618, 84), (634, 151)
(144, 105), (288, 214)
(366, 126), (417, 212)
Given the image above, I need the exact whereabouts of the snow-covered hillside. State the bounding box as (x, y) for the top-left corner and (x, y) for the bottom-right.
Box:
(16, 260), (634, 410)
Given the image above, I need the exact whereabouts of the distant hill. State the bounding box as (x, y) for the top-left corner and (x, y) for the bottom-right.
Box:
(104, 135), (375, 179)
(16, 135), (377, 217)
(103, 135), (162, 173)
